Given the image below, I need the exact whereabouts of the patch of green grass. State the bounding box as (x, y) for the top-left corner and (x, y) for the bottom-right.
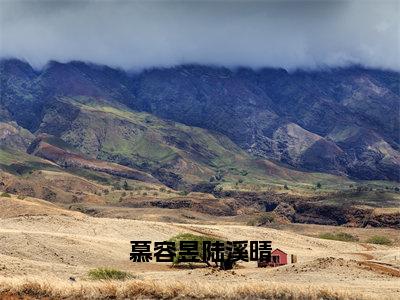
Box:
(1, 192), (11, 198)
(324, 190), (400, 208)
(318, 232), (359, 242)
(0, 148), (60, 177)
(87, 268), (132, 281)
(0, 148), (18, 164)
(67, 168), (114, 185)
(366, 235), (392, 245)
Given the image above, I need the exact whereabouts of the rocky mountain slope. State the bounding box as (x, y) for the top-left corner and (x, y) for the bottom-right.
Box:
(1, 58), (399, 181)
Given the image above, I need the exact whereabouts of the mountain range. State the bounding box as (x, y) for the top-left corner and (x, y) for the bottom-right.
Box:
(1, 58), (399, 186)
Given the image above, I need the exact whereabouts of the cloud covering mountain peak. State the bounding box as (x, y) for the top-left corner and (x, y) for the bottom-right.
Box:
(1, 0), (399, 71)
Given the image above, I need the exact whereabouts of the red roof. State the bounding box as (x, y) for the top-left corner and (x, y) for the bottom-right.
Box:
(272, 248), (287, 255)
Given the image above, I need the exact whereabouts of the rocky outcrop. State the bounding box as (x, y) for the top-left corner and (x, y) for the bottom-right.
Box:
(225, 190), (400, 228)
(134, 65), (399, 180)
(0, 122), (34, 150)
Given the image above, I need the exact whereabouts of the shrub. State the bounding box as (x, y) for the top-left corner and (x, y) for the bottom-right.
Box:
(112, 183), (121, 190)
(316, 182), (322, 189)
(179, 190), (189, 196)
(214, 171), (224, 181)
(42, 188), (57, 201)
(258, 212), (275, 224)
(1, 192), (11, 198)
(318, 232), (358, 242)
(17, 195), (26, 200)
(123, 181), (130, 190)
(168, 233), (222, 267)
(87, 268), (131, 281)
(247, 219), (257, 226)
(240, 170), (248, 176)
(214, 186), (223, 193)
(247, 212), (275, 226)
(366, 235), (392, 245)
(159, 187), (166, 192)
(142, 192), (148, 196)
(283, 184), (289, 190)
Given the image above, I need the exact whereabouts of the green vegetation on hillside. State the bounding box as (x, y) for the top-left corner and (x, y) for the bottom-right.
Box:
(366, 235), (393, 245)
(56, 98), (369, 191)
(318, 232), (359, 242)
(2, 97), (397, 196)
(0, 148), (60, 176)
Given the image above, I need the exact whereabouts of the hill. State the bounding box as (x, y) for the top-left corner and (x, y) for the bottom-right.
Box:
(1, 59), (399, 181)
(1, 59), (399, 229)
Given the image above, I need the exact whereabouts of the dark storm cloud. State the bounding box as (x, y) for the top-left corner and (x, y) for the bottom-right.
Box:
(0, 0), (399, 71)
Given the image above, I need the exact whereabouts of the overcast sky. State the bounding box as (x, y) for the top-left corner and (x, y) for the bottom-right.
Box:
(0, 0), (399, 71)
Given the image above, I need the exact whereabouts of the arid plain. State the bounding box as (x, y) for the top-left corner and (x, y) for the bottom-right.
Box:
(0, 195), (399, 300)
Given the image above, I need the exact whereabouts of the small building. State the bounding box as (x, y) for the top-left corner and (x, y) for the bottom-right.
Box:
(270, 248), (288, 266)
(257, 248), (288, 267)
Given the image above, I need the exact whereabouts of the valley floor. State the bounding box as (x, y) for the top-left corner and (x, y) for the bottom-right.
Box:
(0, 196), (399, 299)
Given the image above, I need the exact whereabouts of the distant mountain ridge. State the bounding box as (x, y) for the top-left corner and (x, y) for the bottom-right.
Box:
(1, 58), (399, 181)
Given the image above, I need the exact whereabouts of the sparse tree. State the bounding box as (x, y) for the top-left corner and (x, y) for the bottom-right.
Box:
(123, 180), (130, 190)
(214, 186), (223, 193)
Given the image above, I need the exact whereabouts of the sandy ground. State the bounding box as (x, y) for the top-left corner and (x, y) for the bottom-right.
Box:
(0, 196), (399, 299)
